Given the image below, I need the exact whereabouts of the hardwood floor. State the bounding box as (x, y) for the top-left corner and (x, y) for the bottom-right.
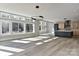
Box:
(0, 36), (79, 56)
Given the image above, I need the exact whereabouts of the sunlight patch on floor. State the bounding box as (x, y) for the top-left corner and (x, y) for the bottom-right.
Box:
(11, 40), (31, 43)
(21, 38), (42, 41)
(35, 42), (43, 45)
(53, 37), (59, 40)
(0, 45), (24, 52)
(35, 36), (49, 39)
(43, 39), (53, 42)
(0, 51), (13, 56)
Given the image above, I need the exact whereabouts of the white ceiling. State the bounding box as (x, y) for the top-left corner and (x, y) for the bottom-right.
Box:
(0, 3), (79, 22)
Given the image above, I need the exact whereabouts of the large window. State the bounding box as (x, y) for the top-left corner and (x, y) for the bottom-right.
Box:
(0, 11), (35, 36)
(39, 21), (42, 31)
(39, 26), (41, 30)
(26, 24), (33, 32)
(39, 21), (47, 32)
(12, 22), (24, 32)
(2, 22), (9, 33)
(42, 22), (47, 31)
(19, 23), (24, 32)
(12, 23), (18, 32)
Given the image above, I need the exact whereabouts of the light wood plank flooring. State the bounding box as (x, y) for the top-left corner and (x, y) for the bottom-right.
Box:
(0, 36), (79, 56)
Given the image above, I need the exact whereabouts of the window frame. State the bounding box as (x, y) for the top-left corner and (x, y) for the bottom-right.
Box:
(39, 21), (47, 32)
(25, 23), (34, 33)
(0, 20), (10, 36)
(0, 11), (35, 36)
(12, 22), (25, 34)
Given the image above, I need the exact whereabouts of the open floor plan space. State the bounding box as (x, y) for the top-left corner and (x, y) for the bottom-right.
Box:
(0, 35), (79, 56)
(0, 3), (79, 56)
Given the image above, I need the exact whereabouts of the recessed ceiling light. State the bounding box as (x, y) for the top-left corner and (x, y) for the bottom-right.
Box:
(35, 5), (39, 9)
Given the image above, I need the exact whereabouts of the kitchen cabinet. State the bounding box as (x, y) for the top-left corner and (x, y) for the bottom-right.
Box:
(58, 22), (64, 30)
(71, 21), (79, 37)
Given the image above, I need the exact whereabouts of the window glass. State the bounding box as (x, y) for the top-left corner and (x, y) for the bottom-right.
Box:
(26, 24), (33, 32)
(2, 22), (9, 33)
(39, 21), (47, 32)
(29, 24), (33, 32)
(19, 23), (24, 32)
(42, 22), (47, 31)
(39, 26), (41, 30)
(12, 22), (18, 32)
(39, 21), (42, 31)
(26, 24), (29, 32)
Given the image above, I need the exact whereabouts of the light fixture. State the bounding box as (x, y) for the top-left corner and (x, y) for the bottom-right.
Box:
(35, 5), (39, 9)
(31, 17), (36, 20)
(39, 16), (44, 18)
(31, 16), (44, 20)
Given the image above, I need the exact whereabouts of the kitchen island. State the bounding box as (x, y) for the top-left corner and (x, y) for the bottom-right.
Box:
(55, 30), (73, 37)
